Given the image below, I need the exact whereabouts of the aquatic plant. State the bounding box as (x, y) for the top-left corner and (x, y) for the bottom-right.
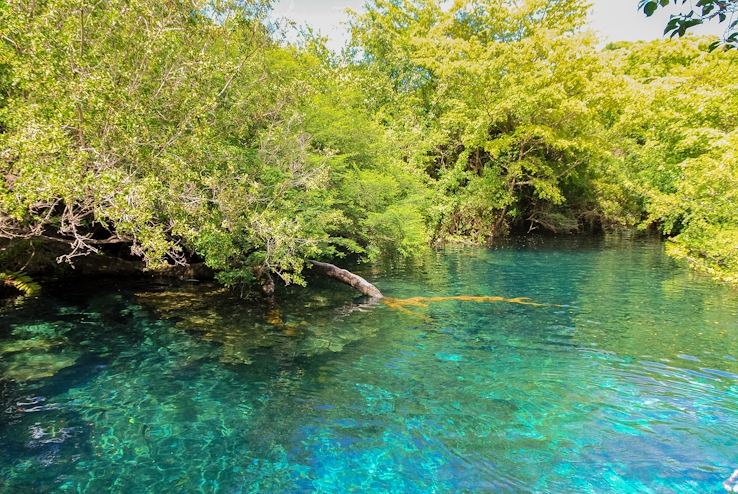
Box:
(0, 271), (40, 296)
(382, 295), (555, 320)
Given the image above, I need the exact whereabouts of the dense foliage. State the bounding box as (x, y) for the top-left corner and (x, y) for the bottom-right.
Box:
(1, 0), (736, 288)
(347, 0), (606, 240)
(0, 0), (427, 290)
(604, 38), (738, 282)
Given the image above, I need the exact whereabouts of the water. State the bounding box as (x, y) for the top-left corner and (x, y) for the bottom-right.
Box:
(1, 234), (737, 493)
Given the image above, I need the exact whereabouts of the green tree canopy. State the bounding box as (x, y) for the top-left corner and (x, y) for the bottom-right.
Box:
(1, 0), (737, 290)
(0, 0), (430, 289)
(347, 0), (612, 239)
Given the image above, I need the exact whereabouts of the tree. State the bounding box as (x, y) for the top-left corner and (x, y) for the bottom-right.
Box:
(603, 37), (738, 282)
(0, 0), (431, 291)
(0, 0), (341, 288)
(639, 0), (738, 50)
(348, 0), (610, 239)
(2, 0), (737, 291)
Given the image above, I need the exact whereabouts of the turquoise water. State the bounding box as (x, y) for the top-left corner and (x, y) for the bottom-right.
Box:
(1, 234), (738, 493)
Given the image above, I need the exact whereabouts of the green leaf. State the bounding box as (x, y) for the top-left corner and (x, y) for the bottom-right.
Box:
(664, 18), (680, 34)
(707, 40), (721, 51)
(644, 2), (659, 16)
(1, 271), (41, 296)
(677, 18), (704, 36)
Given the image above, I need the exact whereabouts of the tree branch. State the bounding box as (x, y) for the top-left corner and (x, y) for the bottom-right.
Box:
(307, 260), (383, 298)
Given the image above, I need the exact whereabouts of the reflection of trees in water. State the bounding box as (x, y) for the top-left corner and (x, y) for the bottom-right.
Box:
(571, 239), (737, 362)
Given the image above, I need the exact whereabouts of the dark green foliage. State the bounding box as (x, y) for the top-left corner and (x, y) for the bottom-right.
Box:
(639, 0), (738, 50)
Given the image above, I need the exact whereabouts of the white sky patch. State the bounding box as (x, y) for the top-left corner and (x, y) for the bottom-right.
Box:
(270, 0), (726, 52)
(589, 0), (724, 45)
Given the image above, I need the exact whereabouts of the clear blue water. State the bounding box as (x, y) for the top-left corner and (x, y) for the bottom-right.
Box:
(1, 234), (738, 493)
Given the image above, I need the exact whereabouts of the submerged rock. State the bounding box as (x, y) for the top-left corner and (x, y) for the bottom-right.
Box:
(11, 321), (73, 338)
(0, 321), (80, 381)
(134, 283), (384, 364)
(1, 349), (81, 381)
(0, 337), (63, 354)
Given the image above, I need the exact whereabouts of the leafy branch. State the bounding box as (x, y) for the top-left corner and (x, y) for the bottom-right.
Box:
(639, 0), (738, 50)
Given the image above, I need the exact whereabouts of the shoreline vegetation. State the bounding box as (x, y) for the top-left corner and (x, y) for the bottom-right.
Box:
(1, 0), (737, 297)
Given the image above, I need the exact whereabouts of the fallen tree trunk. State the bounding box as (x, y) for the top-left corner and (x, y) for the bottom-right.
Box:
(307, 260), (383, 298)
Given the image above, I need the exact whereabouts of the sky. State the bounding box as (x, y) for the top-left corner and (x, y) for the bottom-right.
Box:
(270, 0), (726, 51)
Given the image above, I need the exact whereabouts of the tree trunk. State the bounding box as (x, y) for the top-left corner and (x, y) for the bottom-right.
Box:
(307, 260), (383, 298)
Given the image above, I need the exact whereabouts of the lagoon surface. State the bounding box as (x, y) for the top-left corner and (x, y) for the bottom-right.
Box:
(1, 234), (737, 493)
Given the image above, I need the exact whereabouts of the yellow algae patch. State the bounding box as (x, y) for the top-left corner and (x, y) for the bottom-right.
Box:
(267, 307), (283, 325)
(381, 295), (557, 320)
